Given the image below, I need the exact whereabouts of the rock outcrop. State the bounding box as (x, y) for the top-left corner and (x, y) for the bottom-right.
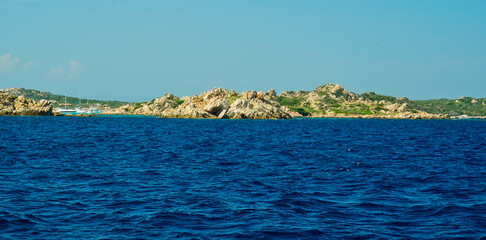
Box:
(109, 93), (183, 115)
(160, 88), (291, 119)
(0, 90), (53, 116)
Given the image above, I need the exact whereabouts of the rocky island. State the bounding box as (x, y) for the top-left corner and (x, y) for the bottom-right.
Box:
(110, 84), (450, 119)
(3, 84), (486, 119)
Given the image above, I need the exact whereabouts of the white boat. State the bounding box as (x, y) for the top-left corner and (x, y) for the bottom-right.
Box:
(56, 94), (103, 115)
(57, 108), (77, 115)
(56, 94), (76, 115)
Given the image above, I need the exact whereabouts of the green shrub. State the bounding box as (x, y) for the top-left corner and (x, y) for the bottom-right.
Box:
(334, 89), (344, 98)
(330, 106), (372, 115)
(331, 108), (346, 114)
(324, 97), (341, 108)
(226, 96), (239, 105)
(360, 92), (401, 103)
(278, 97), (302, 107)
(133, 102), (143, 110)
(294, 108), (311, 116)
(374, 106), (386, 112)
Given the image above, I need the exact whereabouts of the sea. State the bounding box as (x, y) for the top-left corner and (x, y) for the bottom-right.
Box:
(0, 116), (485, 239)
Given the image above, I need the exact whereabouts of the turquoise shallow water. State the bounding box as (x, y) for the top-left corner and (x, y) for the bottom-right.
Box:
(0, 116), (485, 239)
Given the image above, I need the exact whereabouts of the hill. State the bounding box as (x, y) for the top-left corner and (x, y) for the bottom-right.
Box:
(275, 85), (486, 118)
(409, 97), (486, 117)
(2, 88), (129, 109)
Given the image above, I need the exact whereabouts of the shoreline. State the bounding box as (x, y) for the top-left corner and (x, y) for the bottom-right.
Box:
(3, 112), (485, 120)
(3, 84), (486, 119)
(53, 112), (468, 120)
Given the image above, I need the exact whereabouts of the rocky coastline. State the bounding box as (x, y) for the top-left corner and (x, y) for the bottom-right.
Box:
(106, 84), (450, 119)
(0, 90), (54, 116)
(105, 88), (292, 119)
(1, 84), (459, 119)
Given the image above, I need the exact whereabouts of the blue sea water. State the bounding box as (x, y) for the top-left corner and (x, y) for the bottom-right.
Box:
(0, 116), (485, 239)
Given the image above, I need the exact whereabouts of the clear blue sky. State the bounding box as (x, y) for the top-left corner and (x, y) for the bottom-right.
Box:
(1, 0), (485, 101)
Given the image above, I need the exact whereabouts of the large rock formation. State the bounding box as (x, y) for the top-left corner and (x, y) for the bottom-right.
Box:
(0, 90), (53, 116)
(160, 88), (291, 119)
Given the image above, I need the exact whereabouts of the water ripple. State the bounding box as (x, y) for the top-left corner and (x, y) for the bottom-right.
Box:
(0, 117), (485, 239)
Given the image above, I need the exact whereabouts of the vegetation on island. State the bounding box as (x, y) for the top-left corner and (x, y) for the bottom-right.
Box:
(409, 97), (486, 116)
(2, 85), (486, 118)
(3, 88), (130, 109)
(275, 84), (486, 117)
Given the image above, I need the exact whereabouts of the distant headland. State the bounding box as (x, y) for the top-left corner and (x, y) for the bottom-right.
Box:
(2, 84), (486, 119)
